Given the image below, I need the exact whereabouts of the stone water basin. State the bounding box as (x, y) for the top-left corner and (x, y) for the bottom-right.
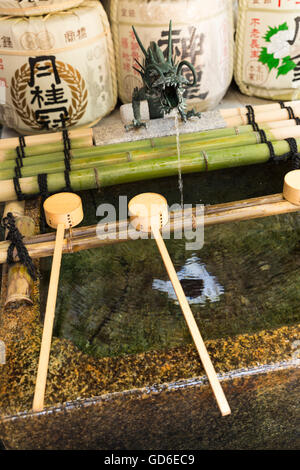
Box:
(0, 156), (299, 450)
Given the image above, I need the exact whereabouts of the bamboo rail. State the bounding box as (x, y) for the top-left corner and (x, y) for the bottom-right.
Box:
(0, 128), (94, 161)
(1, 138), (299, 203)
(220, 100), (300, 118)
(222, 103), (300, 127)
(0, 193), (298, 264)
(0, 117), (298, 167)
(1, 125), (300, 181)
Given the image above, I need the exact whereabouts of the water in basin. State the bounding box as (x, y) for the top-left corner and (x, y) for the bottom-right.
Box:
(39, 159), (300, 358)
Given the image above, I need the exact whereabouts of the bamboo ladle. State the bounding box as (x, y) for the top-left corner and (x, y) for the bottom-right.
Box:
(283, 169), (300, 205)
(128, 193), (231, 416)
(33, 192), (83, 412)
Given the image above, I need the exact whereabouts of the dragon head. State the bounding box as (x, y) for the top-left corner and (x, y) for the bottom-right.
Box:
(132, 20), (197, 113)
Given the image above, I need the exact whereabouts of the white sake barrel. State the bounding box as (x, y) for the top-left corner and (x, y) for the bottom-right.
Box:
(110, 0), (234, 111)
(0, 0), (84, 16)
(235, 0), (300, 100)
(232, 0), (238, 30)
(0, 1), (117, 134)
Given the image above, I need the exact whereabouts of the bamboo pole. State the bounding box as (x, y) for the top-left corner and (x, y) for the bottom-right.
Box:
(0, 128), (94, 161)
(0, 193), (298, 264)
(1, 201), (23, 314)
(0, 133), (260, 179)
(0, 130), (261, 174)
(0, 125), (256, 168)
(0, 137), (298, 203)
(0, 117), (298, 167)
(1, 125), (300, 182)
(224, 104), (300, 127)
(1, 201), (36, 306)
(5, 215), (36, 306)
(220, 100), (300, 118)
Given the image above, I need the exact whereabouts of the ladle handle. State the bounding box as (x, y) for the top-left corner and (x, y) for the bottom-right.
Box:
(152, 226), (231, 417)
(33, 223), (65, 412)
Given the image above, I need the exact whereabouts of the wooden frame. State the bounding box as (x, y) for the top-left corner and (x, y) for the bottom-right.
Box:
(0, 193), (299, 264)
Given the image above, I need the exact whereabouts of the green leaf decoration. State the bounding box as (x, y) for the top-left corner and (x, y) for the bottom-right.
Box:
(259, 47), (280, 71)
(276, 56), (297, 77)
(263, 22), (289, 42)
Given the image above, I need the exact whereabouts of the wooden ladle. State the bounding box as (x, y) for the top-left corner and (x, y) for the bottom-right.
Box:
(33, 192), (83, 412)
(129, 193), (231, 416)
(283, 169), (300, 205)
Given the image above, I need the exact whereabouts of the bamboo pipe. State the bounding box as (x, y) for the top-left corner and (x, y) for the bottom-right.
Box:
(33, 193), (83, 412)
(0, 137), (298, 203)
(0, 117), (298, 166)
(128, 193), (231, 416)
(224, 104), (300, 127)
(0, 135), (94, 162)
(0, 124), (261, 168)
(1, 202), (23, 313)
(0, 128), (94, 161)
(0, 193), (298, 264)
(152, 117), (300, 145)
(0, 134), (263, 179)
(1, 201), (35, 310)
(220, 100), (300, 118)
(5, 214), (36, 306)
(0, 130), (267, 173)
(2, 124), (300, 182)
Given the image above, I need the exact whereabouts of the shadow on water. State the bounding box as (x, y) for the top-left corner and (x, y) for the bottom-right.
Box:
(39, 159), (300, 358)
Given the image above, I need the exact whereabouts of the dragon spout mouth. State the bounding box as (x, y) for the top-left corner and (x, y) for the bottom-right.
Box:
(162, 84), (180, 108)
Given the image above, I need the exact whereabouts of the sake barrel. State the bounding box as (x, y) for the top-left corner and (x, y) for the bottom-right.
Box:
(0, 0), (84, 16)
(232, 0), (238, 30)
(110, 0), (234, 111)
(235, 0), (300, 100)
(0, 1), (117, 134)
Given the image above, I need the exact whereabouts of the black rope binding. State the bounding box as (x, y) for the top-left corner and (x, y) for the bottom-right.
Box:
(251, 121), (260, 132)
(255, 101), (300, 166)
(258, 128), (267, 144)
(12, 136), (30, 201)
(13, 176), (32, 201)
(15, 144), (25, 170)
(60, 113), (73, 193)
(38, 173), (49, 200)
(285, 137), (300, 168)
(245, 105), (255, 125)
(285, 106), (296, 120)
(264, 136), (300, 166)
(1, 212), (37, 280)
(62, 128), (71, 151)
(266, 140), (277, 162)
(37, 173), (50, 233)
(278, 101), (297, 120)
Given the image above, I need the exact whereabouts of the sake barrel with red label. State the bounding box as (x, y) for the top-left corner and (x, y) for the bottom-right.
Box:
(0, 1), (117, 134)
(0, 0), (85, 16)
(109, 0), (234, 111)
(235, 0), (300, 100)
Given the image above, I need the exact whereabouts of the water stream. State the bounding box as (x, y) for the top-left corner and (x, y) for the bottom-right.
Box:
(174, 114), (184, 208)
